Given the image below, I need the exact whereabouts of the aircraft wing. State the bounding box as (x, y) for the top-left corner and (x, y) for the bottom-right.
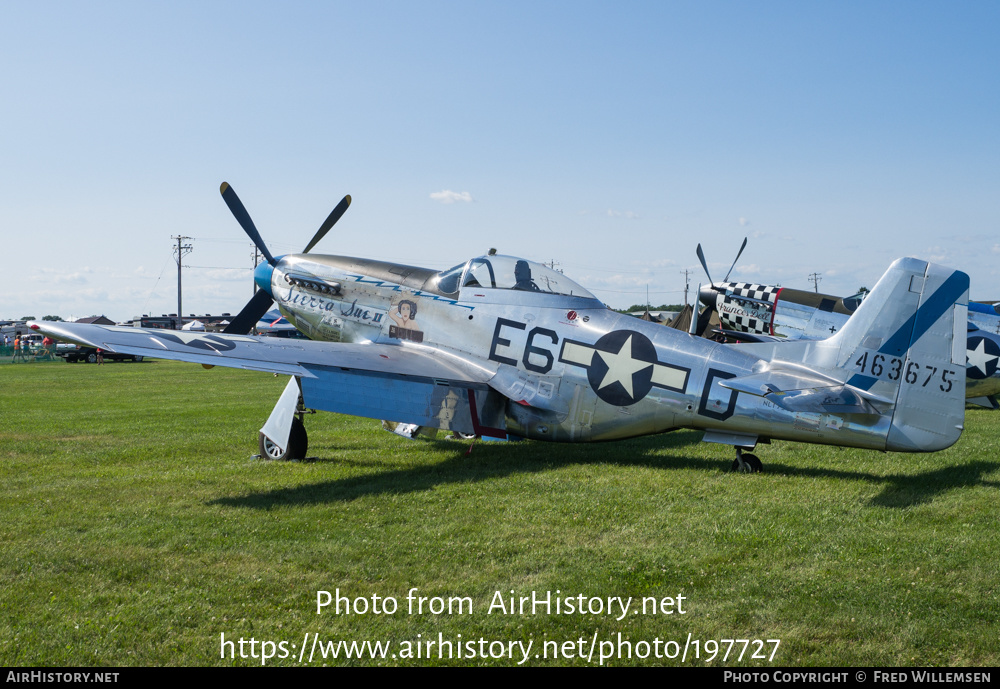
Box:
(31, 321), (506, 435)
(32, 322), (495, 382)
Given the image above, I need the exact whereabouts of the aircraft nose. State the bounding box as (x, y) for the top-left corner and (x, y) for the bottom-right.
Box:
(698, 284), (718, 308)
(254, 260), (276, 296)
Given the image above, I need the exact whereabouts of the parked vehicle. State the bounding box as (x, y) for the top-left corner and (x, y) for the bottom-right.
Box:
(21, 334), (44, 352)
(59, 345), (144, 363)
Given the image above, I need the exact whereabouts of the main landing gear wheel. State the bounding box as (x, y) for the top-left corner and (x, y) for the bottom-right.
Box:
(259, 417), (308, 461)
(730, 452), (763, 473)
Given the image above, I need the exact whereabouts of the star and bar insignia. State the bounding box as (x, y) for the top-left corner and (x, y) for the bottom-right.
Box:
(967, 335), (1000, 380)
(559, 329), (690, 406)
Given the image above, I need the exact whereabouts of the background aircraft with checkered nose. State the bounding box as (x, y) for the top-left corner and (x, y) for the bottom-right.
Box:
(32, 184), (971, 472)
(694, 244), (1000, 410)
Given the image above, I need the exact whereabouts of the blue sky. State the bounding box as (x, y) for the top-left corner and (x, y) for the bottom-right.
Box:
(2, 1), (998, 320)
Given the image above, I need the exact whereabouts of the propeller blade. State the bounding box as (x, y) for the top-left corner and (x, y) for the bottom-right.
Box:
(689, 283), (701, 335)
(222, 289), (275, 335)
(695, 302), (715, 337)
(696, 243), (713, 286)
(302, 195), (352, 254)
(722, 236), (748, 283)
(220, 182), (277, 266)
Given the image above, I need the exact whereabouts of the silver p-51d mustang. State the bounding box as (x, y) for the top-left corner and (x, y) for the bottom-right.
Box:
(33, 184), (971, 472)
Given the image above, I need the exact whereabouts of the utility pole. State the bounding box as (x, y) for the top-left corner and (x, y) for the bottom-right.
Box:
(172, 236), (193, 327)
(809, 272), (822, 293)
(680, 269), (691, 305)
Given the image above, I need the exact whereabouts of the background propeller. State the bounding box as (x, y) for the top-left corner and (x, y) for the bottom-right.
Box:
(697, 236), (747, 290)
(220, 182), (352, 335)
(691, 237), (748, 338)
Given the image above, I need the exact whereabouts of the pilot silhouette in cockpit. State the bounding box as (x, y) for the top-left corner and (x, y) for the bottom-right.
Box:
(513, 260), (540, 291)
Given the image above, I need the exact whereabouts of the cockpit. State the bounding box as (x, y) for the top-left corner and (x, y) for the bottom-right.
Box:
(841, 291), (868, 313)
(430, 255), (596, 300)
(969, 301), (1000, 317)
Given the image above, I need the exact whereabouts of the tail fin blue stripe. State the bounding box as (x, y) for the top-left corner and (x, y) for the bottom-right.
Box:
(879, 271), (968, 357)
(847, 270), (967, 392)
(847, 373), (878, 390)
(908, 271), (969, 347)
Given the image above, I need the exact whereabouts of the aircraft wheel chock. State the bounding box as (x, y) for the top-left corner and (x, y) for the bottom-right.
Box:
(259, 417), (308, 461)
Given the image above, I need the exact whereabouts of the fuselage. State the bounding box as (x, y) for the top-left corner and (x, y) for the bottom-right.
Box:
(256, 253), (904, 450)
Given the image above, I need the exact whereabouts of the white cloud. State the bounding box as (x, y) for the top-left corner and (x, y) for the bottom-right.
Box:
(430, 190), (473, 204)
(61, 273), (90, 284)
(739, 217), (750, 226)
(606, 209), (639, 219)
(926, 246), (949, 263)
(31, 267), (93, 284)
(638, 258), (677, 269)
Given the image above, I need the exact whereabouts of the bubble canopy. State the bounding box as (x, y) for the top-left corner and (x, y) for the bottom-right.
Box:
(431, 255), (596, 299)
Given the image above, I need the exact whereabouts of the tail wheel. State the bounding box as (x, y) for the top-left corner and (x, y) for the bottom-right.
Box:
(730, 453), (763, 473)
(259, 417), (308, 461)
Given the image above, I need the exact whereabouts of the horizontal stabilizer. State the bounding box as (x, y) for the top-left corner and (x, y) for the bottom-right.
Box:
(716, 330), (786, 344)
(760, 385), (878, 415)
(720, 370), (885, 415)
(968, 395), (1000, 410)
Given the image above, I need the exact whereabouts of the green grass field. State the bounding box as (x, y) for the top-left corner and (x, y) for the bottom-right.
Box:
(2, 358), (998, 666)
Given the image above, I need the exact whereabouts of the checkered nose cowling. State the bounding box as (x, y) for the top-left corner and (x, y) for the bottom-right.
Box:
(717, 282), (779, 334)
(725, 282), (780, 303)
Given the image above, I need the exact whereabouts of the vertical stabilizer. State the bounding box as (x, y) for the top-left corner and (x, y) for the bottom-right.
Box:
(740, 258), (970, 452)
(828, 258), (969, 451)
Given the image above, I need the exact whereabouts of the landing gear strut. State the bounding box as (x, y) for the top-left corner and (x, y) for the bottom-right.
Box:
(730, 447), (763, 473)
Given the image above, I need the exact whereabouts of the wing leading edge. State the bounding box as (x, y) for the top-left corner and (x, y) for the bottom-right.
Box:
(30, 322), (496, 383)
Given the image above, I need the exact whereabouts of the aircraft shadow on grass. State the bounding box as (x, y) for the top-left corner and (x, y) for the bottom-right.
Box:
(208, 430), (1000, 511)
